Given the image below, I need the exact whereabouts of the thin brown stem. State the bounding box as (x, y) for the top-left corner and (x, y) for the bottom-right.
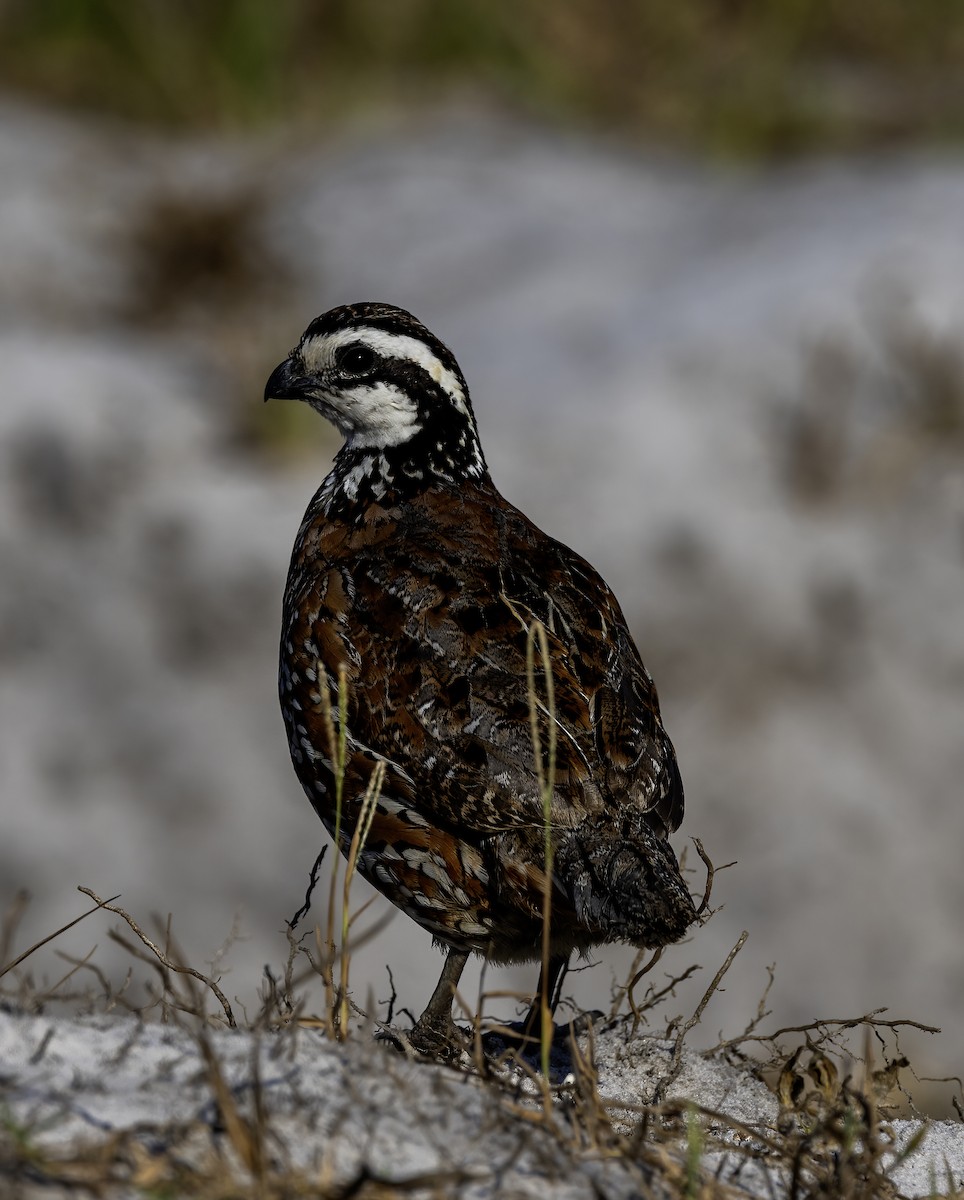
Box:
(0, 892), (120, 980)
(77, 886), (235, 1027)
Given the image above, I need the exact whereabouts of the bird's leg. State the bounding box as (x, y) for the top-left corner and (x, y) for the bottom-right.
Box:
(408, 947), (470, 1057)
(520, 953), (569, 1048)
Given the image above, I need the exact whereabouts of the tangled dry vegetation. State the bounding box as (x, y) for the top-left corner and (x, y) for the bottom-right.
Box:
(1, 850), (955, 1198)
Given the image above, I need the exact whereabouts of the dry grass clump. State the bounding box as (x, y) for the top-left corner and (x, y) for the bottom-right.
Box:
(688, 1009), (948, 1200)
(2, 866), (955, 1198)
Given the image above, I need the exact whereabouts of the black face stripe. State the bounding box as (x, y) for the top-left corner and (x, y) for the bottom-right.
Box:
(373, 357), (456, 412)
(316, 345), (468, 424)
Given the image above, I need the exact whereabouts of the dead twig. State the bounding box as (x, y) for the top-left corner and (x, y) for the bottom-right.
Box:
(77, 886), (235, 1028)
(287, 846), (327, 929)
(713, 1009), (940, 1055)
(692, 837), (733, 918)
(654, 930), (749, 1103)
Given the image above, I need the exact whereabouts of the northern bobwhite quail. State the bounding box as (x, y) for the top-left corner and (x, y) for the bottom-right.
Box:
(266, 302), (697, 1054)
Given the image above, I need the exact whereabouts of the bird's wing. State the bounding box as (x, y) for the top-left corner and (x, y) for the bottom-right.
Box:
(289, 486), (682, 840)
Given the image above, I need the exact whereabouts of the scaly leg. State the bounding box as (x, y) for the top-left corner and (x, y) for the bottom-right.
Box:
(519, 953), (569, 1047)
(408, 947), (470, 1057)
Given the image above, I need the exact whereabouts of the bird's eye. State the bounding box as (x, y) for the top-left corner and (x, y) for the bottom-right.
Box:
(336, 344), (377, 375)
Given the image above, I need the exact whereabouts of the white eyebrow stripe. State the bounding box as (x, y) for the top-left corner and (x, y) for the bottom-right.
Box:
(304, 325), (469, 416)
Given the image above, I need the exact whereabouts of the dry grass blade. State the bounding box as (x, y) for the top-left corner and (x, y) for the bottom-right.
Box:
(284, 662), (394, 1040)
(338, 758), (386, 1037)
(525, 616), (557, 1081)
(313, 660), (349, 1037)
(31, 945), (101, 1006)
(54, 948), (136, 1012)
(0, 892), (120, 980)
(197, 1028), (264, 1180)
(77, 886), (236, 1027)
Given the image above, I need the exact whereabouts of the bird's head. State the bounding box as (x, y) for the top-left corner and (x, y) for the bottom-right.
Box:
(265, 303), (487, 492)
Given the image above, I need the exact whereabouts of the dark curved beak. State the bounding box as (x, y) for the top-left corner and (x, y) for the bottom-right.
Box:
(264, 356), (310, 403)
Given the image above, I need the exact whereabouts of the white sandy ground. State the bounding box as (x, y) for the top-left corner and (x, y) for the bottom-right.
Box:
(1, 98), (964, 1111)
(1, 1008), (962, 1198)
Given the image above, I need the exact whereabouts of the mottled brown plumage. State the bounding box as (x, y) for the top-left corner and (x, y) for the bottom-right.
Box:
(267, 302), (697, 1053)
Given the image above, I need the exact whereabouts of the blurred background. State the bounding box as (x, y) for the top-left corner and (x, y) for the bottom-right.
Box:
(2, 1), (963, 1113)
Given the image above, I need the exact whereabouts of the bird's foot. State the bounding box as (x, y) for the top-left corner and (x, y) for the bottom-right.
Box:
(480, 1009), (604, 1081)
(377, 1015), (470, 1063)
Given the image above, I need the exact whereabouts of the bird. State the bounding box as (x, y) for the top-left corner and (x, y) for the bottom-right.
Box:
(266, 302), (697, 1056)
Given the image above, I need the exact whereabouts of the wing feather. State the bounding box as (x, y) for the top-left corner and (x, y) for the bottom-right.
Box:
(284, 481), (683, 842)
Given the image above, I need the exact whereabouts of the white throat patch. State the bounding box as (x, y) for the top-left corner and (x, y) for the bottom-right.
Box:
(319, 380), (421, 448)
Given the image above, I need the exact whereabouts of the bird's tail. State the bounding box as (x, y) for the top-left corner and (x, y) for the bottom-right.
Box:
(554, 813), (697, 948)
